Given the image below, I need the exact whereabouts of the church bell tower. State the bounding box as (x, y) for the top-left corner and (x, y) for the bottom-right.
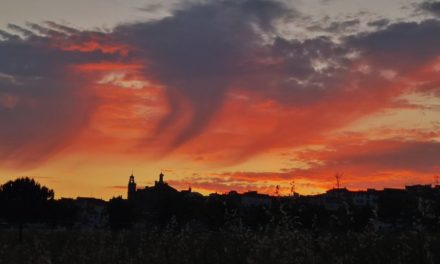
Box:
(128, 172), (136, 200)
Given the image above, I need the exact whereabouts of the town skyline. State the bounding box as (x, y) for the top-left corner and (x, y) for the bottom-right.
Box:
(3, 171), (439, 201)
(124, 171), (440, 200)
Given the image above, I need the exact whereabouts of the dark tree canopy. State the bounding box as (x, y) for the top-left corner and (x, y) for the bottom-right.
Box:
(107, 196), (135, 230)
(0, 177), (54, 227)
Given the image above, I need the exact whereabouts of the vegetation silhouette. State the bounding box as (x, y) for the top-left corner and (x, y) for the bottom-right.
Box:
(0, 176), (440, 263)
(107, 196), (135, 230)
(0, 177), (54, 242)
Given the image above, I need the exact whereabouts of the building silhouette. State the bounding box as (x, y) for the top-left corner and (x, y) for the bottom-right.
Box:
(127, 171), (180, 203)
(128, 173), (136, 200)
(1, 174), (440, 232)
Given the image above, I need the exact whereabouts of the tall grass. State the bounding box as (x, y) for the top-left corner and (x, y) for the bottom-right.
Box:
(0, 222), (439, 264)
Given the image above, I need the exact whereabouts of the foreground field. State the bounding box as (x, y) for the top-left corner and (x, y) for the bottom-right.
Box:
(0, 225), (439, 264)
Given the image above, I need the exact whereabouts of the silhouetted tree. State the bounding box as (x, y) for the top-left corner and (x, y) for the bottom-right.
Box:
(46, 198), (78, 228)
(107, 196), (135, 230)
(0, 177), (54, 241)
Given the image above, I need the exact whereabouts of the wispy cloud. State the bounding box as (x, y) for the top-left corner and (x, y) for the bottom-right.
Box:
(0, 0), (439, 194)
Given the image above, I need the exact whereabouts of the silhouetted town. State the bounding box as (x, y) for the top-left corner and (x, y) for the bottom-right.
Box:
(1, 172), (440, 233)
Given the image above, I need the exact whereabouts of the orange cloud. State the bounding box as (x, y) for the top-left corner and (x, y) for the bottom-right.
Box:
(1, 8), (440, 199)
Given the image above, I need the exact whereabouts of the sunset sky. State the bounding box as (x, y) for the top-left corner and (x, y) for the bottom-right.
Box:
(1, 0), (440, 199)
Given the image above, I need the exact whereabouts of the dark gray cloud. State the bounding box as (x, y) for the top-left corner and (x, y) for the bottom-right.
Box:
(114, 0), (294, 150)
(367, 18), (390, 28)
(307, 19), (361, 33)
(347, 19), (440, 73)
(419, 1), (440, 17)
(112, 1), (440, 153)
(260, 36), (352, 104)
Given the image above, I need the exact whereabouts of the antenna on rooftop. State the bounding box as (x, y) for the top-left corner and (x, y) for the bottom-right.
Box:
(335, 173), (343, 189)
(275, 185), (280, 196)
(434, 175), (439, 186)
(290, 180), (295, 196)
